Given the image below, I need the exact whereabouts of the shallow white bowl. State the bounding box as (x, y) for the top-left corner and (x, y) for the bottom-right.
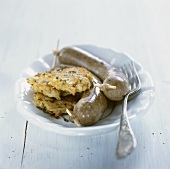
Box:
(15, 45), (155, 136)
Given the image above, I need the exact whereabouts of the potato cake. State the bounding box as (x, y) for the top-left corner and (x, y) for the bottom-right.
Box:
(27, 66), (93, 117)
(34, 92), (80, 117)
(27, 73), (61, 100)
(45, 67), (93, 95)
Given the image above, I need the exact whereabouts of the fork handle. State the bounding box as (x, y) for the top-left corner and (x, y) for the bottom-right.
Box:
(116, 95), (137, 158)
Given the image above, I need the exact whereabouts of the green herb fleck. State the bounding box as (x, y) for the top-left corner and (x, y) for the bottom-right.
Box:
(68, 70), (76, 73)
(62, 80), (67, 84)
(79, 77), (83, 83)
(45, 99), (54, 103)
(62, 116), (69, 122)
(43, 107), (47, 112)
(57, 69), (62, 72)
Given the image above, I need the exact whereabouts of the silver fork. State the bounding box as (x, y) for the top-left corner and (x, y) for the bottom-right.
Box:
(116, 61), (141, 158)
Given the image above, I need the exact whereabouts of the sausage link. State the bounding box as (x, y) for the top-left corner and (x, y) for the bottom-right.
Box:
(58, 47), (111, 81)
(73, 75), (108, 126)
(58, 47), (130, 101)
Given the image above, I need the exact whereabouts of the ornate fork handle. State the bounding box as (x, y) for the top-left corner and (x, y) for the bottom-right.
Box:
(116, 94), (137, 158)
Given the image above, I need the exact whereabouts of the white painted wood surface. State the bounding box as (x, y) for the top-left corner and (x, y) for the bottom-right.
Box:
(0, 0), (170, 168)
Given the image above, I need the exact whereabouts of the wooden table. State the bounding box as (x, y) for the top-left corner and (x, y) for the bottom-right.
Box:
(0, 0), (169, 168)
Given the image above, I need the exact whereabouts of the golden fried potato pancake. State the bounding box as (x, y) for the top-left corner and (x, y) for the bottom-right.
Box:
(34, 93), (80, 117)
(45, 67), (93, 95)
(27, 67), (93, 118)
(27, 73), (61, 100)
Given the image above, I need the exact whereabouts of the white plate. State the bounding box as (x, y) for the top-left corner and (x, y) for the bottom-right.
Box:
(15, 45), (155, 136)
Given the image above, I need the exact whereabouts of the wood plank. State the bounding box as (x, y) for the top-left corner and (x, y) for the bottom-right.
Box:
(0, 59), (26, 168)
(0, 0), (170, 169)
(20, 0), (170, 169)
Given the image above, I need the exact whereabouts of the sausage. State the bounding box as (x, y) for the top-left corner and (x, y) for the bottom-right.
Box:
(57, 47), (130, 101)
(53, 65), (108, 126)
(72, 74), (108, 126)
(102, 68), (130, 101)
(57, 47), (111, 80)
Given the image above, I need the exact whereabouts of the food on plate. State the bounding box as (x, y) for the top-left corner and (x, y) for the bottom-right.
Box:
(44, 67), (92, 95)
(57, 47), (130, 101)
(34, 92), (80, 117)
(72, 74), (107, 126)
(27, 45), (131, 126)
(27, 66), (107, 126)
(27, 67), (92, 98)
(27, 73), (61, 100)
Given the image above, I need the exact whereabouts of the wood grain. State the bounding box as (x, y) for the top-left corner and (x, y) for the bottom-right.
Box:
(0, 0), (170, 169)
